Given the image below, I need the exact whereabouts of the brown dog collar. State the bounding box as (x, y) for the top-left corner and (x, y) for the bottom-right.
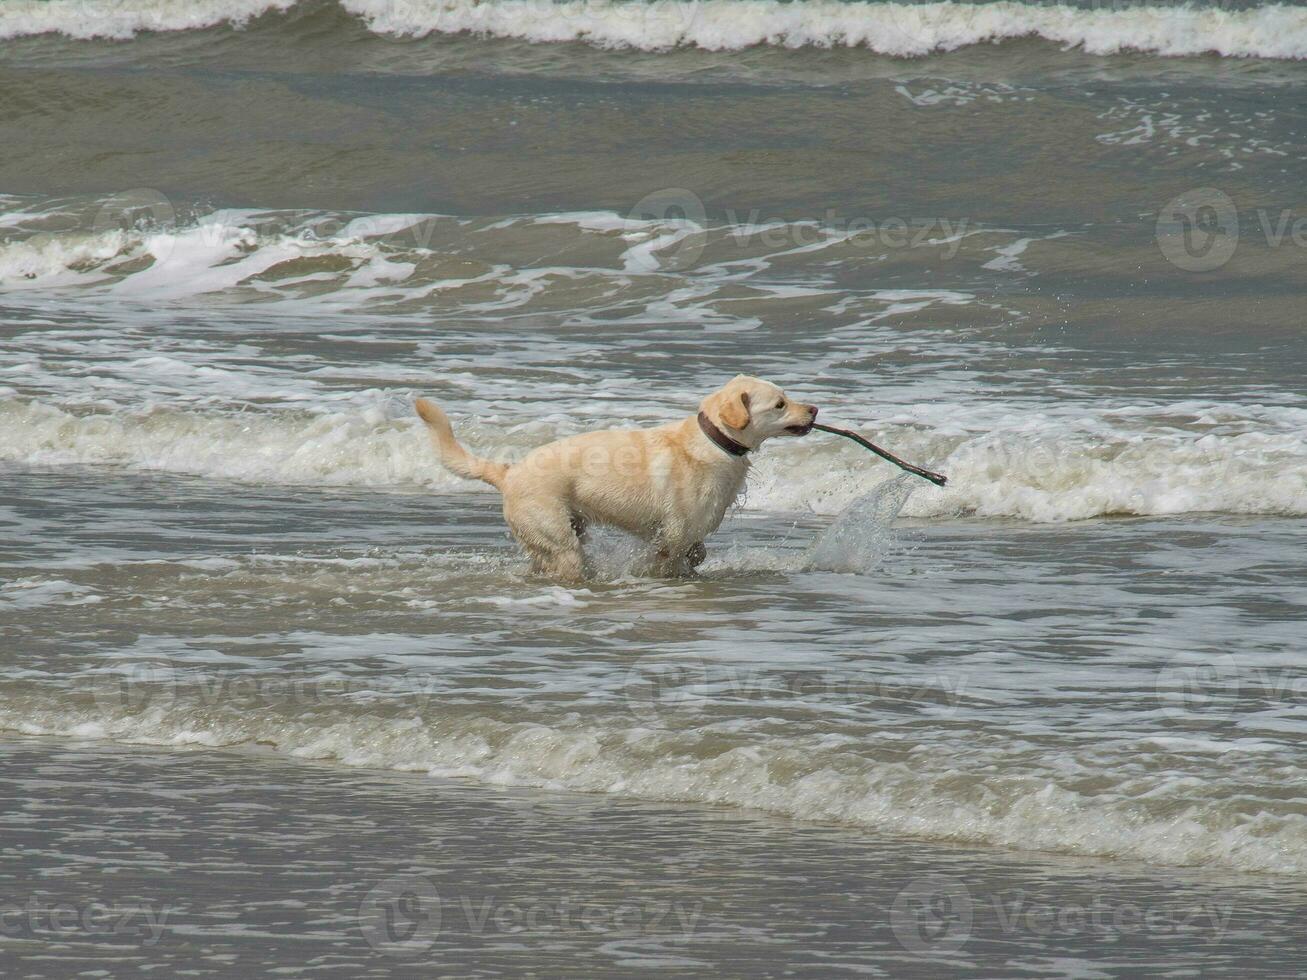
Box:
(697, 411), (750, 457)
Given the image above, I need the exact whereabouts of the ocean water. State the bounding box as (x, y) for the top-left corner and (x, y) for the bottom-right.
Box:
(2, 1), (1306, 975)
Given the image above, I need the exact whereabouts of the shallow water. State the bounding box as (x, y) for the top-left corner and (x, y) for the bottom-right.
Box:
(4, 734), (1307, 977)
(2, 0), (1306, 973)
(3, 462), (1305, 878)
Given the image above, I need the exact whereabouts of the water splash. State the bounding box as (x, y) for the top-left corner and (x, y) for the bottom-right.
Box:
(803, 475), (916, 573)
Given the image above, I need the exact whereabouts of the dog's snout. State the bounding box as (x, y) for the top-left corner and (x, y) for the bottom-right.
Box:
(808, 405), (819, 418)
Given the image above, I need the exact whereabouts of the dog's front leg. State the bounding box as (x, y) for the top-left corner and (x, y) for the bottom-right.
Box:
(652, 543), (704, 569)
(684, 542), (707, 569)
(652, 521), (705, 576)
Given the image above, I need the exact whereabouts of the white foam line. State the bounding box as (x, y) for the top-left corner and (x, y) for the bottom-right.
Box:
(0, 0), (297, 40)
(3, 397), (1306, 522)
(2, 702), (1302, 875)
(346, 0), (1307, 60)
(2, 2), (1305, 60)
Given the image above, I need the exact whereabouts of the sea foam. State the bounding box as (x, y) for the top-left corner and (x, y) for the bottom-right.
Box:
(4, 397), (1305, 522)
(1, 695), (1303, 875)
(1, 1), (1305, 60)
(0, 0), (296, 40)
(349, 0), (1307, 59)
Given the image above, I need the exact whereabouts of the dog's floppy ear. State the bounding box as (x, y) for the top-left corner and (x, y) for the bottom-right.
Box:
(719, 390), (750, 430)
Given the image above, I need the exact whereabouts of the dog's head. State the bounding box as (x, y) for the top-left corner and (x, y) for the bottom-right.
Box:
(700, 375), (818, 448)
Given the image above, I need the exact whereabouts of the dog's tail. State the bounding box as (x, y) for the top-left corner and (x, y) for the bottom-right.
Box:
(414, 398), (509, 491)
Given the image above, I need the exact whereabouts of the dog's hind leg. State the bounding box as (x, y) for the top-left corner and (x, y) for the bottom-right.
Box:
(504, 496), (585, 582)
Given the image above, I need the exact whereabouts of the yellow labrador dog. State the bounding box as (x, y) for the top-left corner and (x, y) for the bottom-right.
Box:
(415, 375), (818, 580)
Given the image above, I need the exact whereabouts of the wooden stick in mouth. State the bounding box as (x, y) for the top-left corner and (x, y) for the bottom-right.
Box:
(811, 422), (948, 487)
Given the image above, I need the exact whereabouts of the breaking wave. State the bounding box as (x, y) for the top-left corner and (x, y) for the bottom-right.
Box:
(0, 0), (1305, 60)
(4, 397), (1305, 522)
(1, 693), (1302, 875)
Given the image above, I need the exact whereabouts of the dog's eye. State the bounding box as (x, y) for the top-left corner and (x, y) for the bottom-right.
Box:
(775, 400), (786, 410)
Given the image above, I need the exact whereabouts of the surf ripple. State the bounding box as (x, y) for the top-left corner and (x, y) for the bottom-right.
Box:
(1, 691), (1303, 875)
